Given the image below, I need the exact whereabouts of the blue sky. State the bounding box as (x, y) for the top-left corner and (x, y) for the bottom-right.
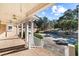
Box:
(36, 3), (79, 21)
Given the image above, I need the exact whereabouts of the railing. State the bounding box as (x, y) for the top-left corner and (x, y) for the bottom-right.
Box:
(33, 36), (43, 48)
(33, 36), (65, 55)
(33, 36), (75, 56)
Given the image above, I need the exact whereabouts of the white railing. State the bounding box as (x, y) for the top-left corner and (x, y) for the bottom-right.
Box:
(32, 36), (43, 48)
(33, 37), (75, 56)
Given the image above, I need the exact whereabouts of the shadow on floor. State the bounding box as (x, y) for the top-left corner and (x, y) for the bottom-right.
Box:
(0, 44), (28, 56)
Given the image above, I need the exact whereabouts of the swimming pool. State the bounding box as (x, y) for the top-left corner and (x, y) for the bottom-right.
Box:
(67, 37), (77, 45)
(44, 31), (78, 45)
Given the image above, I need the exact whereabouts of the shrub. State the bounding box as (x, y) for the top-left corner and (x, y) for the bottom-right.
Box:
(34, 33), (43, 39)
(75, 43), (78, 56)
(18, 32), (43, 39)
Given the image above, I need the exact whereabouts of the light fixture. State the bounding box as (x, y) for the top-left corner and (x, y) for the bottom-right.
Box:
(12, 14), (17, 20)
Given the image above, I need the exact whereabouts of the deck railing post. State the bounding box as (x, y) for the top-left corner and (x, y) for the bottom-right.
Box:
(30, 20), (34, 48)
(64, 44), (75, 56)
(68, 44), (75, 56)
(16, 25), (19, 36)
(21, 24), (23, 38)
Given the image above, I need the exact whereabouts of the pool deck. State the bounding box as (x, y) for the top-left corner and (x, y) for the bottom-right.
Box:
(0, 37), (61, 56)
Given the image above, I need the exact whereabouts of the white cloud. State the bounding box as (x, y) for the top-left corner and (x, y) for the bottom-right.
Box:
(54, 13), (60, 16)
(52, 17), (59, 20)
(51, 5), (67, 16)
(52, 6), (57, 13)
(42, 11), (45, 15)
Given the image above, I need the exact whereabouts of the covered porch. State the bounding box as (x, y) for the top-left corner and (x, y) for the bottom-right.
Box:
(0, 3), (75, 56)
(0, 3), (59, 56)
(0, 3), (53, 49)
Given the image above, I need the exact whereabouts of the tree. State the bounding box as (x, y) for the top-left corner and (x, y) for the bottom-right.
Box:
(64, 9), (74, 20)
(48, 21), (54, 29)
(56, 5), (78, 31)
(34, 17), (43, 31)
(57, 15), (65, 22)
(42, 16), (49, 30)
(34, 5), (78, 32)
(60, 20), (67, 30)
(71, 20), (78, 30)
(73, 5), (78, 20)
(34, 16), (49, 31)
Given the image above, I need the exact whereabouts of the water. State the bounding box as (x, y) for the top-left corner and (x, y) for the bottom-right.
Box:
(44, 31), (78, 45)
(52, 32), (78, 45)
(67, 37), (77, 45)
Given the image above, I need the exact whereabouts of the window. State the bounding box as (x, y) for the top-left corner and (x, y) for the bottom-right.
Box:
(7, 25), (13, 31)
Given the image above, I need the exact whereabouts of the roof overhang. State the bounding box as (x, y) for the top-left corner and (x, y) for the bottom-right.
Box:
(0, 3), (54, 25)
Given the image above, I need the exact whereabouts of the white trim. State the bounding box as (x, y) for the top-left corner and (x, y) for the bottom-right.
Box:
(16, 25), (19, 36)
(31, 21), (34, 46)
(21, 24), (23, 38)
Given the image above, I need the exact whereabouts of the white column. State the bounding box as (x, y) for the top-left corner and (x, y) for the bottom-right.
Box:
(16, 25), (19, 36)
(21, 24), (23, 38)
(25, 21), (34, 49)
(30, 21), (34, 48)
(5, 24), (8, 37)
(25, 22), (29, 48)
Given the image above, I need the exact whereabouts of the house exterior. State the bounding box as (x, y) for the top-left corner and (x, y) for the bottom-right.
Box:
(0, 3), (53, 49)
(0, 3), (76, 56)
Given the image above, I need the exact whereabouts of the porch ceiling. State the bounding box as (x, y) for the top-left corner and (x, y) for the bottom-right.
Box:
(0, 3), (54, 25)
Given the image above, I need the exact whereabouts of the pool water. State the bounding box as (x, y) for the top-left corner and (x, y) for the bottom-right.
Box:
(67, 37), (77, 45)
(44, 31), (78, 45)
